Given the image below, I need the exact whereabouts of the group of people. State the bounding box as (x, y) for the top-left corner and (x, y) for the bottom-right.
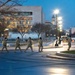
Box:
(1, 36), (72, 52)
(1, 37), (43, 52)
(54, 37), (71, 51)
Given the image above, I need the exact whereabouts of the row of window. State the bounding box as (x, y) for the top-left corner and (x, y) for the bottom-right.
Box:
(0, 12), (33, 16)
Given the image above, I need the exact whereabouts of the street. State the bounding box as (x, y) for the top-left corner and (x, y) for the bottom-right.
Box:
(0, 0), (75, 75)
(0, 42), (75, 75)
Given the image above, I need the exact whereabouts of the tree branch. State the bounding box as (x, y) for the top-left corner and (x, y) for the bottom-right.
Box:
(0, 0), (12, 7)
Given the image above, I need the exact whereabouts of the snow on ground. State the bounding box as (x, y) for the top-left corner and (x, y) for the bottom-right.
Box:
(8, 32), (39, 39)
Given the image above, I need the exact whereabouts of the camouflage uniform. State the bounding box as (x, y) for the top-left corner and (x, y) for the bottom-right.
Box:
(2, 37), (8, 52)
(67, 37), (71, 51)
(15, 37), (22, 52)
(25, 37), (33, 52)
(38, 37), (43, 52)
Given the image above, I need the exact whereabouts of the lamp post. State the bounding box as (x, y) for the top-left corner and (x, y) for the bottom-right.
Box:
(53, 9), (63, 45)
(69, 28), (71, 40)
(53, 9), (59, 39)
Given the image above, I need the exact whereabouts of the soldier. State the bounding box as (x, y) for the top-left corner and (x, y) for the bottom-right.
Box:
(67, 37), (71, 51)
(38, 37), (43, 52)
(1, 37), (9, 52)
(15, 37), (22, 52)
(24, 37), (33, 52)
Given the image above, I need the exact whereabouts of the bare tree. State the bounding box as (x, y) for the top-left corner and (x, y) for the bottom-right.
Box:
(0, 22), (7, 36)
(0, 0), (27, 11)
(17, 25), (31, 41)
(31, 23), (45, 38)
(0, 0), (27, 36)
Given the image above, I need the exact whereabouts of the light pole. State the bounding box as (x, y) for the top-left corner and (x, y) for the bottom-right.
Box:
(53, 9), (63, 45)
(53, 9), (59, 39)
(69, 28), (71, 40)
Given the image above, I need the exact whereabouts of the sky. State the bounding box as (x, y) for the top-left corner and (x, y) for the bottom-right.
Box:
(22, 0), (75, 29)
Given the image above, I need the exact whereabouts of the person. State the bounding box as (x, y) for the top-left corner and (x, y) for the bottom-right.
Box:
(15, 37), (22, 52)
(24, 37), (33, 52)
(67, 37), (71, 51)
(1, 37), (9, 52)
(38, 37), (43, 52)
(55, 40), (58, 47)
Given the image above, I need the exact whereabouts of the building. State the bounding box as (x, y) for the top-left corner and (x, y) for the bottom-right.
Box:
(0, 6), (44, 29)
(51, 15), (56, 25)
(71, 28), (75, 34)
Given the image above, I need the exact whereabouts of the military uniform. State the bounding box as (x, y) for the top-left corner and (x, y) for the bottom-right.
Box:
(38, 37), (43, 52)
(2, 38), (8, 52)
(67, 37), (71, 51)
(15, 37), (22, 52)
(25, 37), (33, 52)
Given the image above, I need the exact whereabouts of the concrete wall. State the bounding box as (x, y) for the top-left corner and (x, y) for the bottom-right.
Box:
(10, 6), (44, 25)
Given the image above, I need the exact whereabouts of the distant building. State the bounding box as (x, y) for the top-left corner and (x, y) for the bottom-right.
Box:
(0, 6), (44, 38)
(65, 29), (69, 36)
(45, 21), (52, 25)
(71, 28), (75, 34)
(0, 6), (44, 29)
(45, 21), (56, 30)
(51, 15), (56, 25)
(45, 21), (56, 37)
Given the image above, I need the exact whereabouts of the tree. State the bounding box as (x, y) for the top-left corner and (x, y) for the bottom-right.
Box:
(0, 0), (27, 9)
(17, 25), (31, 41)
(11, 25), (31, 41)
(0, 0), (27, 36)
(0, 23), (7, 36)
(31, 23), (45, 38)
(43, 25), (51, 37)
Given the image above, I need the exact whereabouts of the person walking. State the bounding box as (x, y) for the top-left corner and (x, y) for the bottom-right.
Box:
(1, 37), (9, 52)
(38, 37), (43, 52)
(15, 37), (22, 52)
(67, 37), (71, 51)
(24, 37), (33, 52)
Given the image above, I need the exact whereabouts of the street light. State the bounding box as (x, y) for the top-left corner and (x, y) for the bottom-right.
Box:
(53, 9), (63, 45)
(53, 9), (59, 39)
(53, 9), (60, 46)
(54, 9), (59, 15)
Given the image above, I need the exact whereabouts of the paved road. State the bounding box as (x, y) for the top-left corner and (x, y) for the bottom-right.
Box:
(0, 42), (75, 75)
(0, 50), (75, 75)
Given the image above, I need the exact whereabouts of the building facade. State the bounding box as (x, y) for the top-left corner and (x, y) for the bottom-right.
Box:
(0, 6), (44, 29)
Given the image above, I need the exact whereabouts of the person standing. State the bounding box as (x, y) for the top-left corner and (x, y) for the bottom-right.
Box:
(24, 37), (33, 52)
(1, 37), (9, 52)
(15, 37), (22, 52)
(67, 37), (71, 51)
(38, 37), (43, 52)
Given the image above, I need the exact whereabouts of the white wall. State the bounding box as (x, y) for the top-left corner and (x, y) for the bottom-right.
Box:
(10, 6), (44, 24)
(8, 32), (39, 39)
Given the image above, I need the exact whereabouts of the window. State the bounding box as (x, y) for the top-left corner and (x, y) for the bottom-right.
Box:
(18, 12), (33, 16)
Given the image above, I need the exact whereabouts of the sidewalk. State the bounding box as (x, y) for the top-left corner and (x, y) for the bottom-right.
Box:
(46, 50), (75, 60)
(46, 42), (75, 60)
(46, 53), (75, 60)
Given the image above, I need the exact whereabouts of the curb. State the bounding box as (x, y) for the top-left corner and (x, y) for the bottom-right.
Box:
(46, 54), (75, 60)
(56, 53), (75, 58)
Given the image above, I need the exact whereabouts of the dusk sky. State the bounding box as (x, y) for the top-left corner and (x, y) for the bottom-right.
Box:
(23, 0), (75, 29)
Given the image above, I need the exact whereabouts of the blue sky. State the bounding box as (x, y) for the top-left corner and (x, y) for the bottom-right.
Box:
(23, 0), (75, 29)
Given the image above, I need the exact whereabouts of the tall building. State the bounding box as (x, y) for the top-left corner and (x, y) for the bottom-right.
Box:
(51, 15), (56, 25)
(0, 6), (44, 29)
